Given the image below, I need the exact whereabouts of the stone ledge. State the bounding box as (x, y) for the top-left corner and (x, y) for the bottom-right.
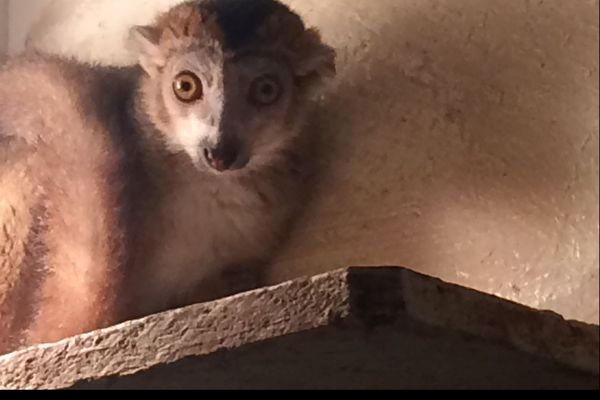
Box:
(0, 267), (598, 390)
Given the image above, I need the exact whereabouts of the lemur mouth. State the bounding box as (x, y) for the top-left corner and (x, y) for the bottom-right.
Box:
(203, 148), (249, 173)
(204, 148), (228, 172)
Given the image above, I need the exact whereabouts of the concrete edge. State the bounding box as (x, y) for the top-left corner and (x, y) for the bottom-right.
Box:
(0, 267), (598, 389)
(0, 269), (352, 389)
(347, 267), (599, 376)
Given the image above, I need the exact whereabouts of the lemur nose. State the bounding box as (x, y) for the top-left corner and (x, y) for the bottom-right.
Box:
(203, 146), (238, 172)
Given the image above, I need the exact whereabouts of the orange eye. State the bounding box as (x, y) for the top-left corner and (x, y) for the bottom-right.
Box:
(173, 71), (203, 103)
(249, 75), (282, 106)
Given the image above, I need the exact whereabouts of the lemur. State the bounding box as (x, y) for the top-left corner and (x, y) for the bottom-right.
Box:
(0, 0), (335, 354)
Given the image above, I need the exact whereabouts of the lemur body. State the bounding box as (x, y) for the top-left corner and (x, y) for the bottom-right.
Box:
(0, 0), (335, 354)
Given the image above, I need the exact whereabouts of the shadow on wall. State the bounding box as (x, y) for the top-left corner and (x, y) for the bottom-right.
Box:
(271, 0), (599, 323)
(0, 0), (8, 58)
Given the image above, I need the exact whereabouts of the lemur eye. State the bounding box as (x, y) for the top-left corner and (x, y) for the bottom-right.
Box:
(249, 74), (282, 106)
(173, 71), (203, 103)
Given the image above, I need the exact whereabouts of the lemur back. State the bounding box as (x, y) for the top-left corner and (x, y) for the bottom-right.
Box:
(0, 58), (137, 352)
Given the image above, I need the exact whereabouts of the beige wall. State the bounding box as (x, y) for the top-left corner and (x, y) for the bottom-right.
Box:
(6, 0), (49, 54)
(0, 0), (8, 55)
(25, 0), (181, 62)
(13, 0), (600, 324)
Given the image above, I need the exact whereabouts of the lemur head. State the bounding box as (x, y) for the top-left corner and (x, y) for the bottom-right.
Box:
(130, 0), (336, 173)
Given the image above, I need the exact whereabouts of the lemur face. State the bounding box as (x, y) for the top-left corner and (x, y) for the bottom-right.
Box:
(131, 0), (336, 173)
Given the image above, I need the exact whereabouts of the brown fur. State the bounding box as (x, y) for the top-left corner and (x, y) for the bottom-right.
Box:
(0, 0), (335, 355)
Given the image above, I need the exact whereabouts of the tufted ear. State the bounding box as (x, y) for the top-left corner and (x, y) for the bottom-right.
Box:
(259, 8), (336, 88)
(291, 28), (336, 87)
(129, 25), (169, 77)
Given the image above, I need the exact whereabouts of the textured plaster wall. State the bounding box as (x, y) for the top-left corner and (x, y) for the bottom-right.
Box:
(8, 0), (600, 324)
(0, 0), (8, 55)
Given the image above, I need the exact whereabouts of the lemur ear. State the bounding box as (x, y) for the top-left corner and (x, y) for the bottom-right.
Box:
(129, 25), (168, 77)
(260, 9), (336, 89)
(292, 28), (336, 85)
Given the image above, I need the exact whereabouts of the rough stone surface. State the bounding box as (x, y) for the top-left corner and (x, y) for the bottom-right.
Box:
(0, 268), (597, 390)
